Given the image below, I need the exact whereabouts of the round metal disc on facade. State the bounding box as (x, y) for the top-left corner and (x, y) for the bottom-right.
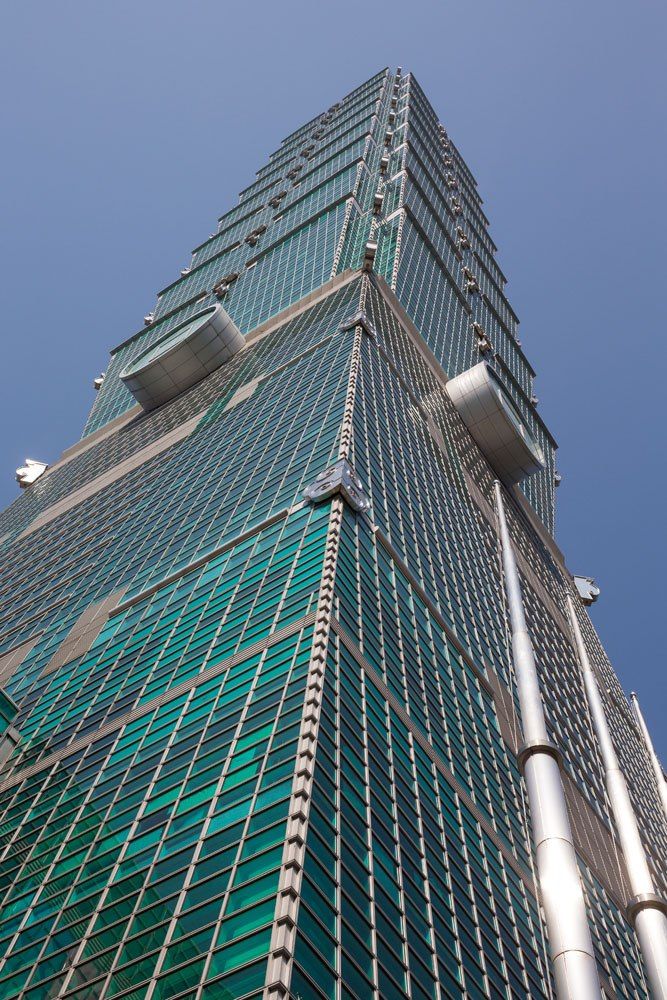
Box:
(120, 305), (245, 411)
(446, 362), (545, 484)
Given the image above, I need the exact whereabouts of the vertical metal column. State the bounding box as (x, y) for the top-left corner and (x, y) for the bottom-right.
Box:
(631, 691), (667, 826)
(493, 482), (601, 1000)
(566, 595), (667, 998)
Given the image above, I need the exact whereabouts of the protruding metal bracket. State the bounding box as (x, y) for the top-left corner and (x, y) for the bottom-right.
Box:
(574, 575), (600, 605)
(626, 893), (667, 923)
(517, 738), (562, 774)
(303, 459), (370, 514)
(362, 241), (377, 272)
(340, 310), (377, 339)
(16, 460), (48, 489)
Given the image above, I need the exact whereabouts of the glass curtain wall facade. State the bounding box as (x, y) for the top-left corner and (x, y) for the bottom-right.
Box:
(0, 68), (664, 1000)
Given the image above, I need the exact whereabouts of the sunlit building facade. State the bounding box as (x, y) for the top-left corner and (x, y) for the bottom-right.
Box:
(0, 68), (664, 1000)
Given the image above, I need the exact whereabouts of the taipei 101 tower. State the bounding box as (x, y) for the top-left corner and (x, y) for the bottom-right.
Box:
(0, 68), (665, 1000)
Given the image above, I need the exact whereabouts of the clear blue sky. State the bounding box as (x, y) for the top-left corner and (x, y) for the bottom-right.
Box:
(1, 1), (665, 756)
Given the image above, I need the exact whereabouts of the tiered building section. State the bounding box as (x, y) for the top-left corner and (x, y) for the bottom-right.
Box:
(0, 69), (664, 1000)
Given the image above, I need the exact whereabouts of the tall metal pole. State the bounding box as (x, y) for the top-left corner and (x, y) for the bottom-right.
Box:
(566, 596), (667, 998)
(493, 482), (602, 1000)
(631, 691), (667, 826)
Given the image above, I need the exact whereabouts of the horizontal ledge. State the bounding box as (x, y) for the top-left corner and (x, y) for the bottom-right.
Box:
(0, 611), (318, 795)
(111, 504), (300, 617)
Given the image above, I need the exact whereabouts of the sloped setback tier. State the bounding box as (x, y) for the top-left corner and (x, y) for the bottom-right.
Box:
(446, 361), (545, 484)
(120, 305), (246, 411)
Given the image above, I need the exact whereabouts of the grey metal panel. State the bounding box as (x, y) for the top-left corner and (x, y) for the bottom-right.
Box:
(40, 588), (128, 678)
(0, 635), (41, 688)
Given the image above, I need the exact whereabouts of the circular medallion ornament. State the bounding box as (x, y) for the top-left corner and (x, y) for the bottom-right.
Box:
(446, 362), (545, 483)
(120, 305), (245, 411)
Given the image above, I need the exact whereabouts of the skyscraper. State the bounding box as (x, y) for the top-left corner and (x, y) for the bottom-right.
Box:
(0, 65), (665, 1000)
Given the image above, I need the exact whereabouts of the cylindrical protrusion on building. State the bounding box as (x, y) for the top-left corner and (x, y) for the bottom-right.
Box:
(631, 691), (667, 826)
(566, 595), (667, 999)
(494, 482), (601, 999)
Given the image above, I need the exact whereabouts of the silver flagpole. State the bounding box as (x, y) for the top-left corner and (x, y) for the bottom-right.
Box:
(631, 691), (667, 827)
(493, 482), (601, 999)
(567, 595), (667, 999)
